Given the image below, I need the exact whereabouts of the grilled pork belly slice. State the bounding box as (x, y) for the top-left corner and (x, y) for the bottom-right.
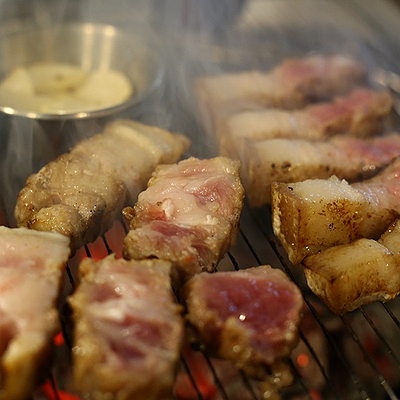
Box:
(303, 219), (400, 314)
(182, 265), (303, 380)
(0, 226), (70, 400)
(242, 133), (400, 207)
(68, 255), (183, 400)
(15, 119), (190, 254)
(196, 55), (366, 137)
(272, 157), (400, 265)
(123, 156), (244, 282)
(218, 88), (393, 152)
(196, 54), (365, 112)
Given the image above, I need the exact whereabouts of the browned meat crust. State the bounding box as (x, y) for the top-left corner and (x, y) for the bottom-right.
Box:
(0, 227), (70, 400)
(68, 255), (184, 400)
(303, 218), (400, 314)
(14, 119), (190, 254)
(123, 156), (244, 284)
(181, 265), (303, 381)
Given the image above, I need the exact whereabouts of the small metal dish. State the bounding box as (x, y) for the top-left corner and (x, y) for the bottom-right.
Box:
(0, 22), (164, 119)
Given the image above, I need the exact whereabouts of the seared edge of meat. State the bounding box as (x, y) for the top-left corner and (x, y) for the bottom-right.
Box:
(68, 255), (184, 400)
(181, 265), (303, 381)
(123, 156), (245, 283)
(14, 119), (190, 254)
(0, 227), (70, 400)
(272, 156), (400, 265)
(242, 133), (400, 207)
(303, 218), (400, 314)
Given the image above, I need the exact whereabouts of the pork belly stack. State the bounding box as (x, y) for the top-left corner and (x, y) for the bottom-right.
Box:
(123, 156), (245, 282)
(0, 227), (70, 400)
(15, 119), (190, 254)
(182, 265), (303, 381)
(242, 133), (400, 207)
(68, 255), (183, 400)
(303, 219), (400, 315)
(272, 156), (400, 265)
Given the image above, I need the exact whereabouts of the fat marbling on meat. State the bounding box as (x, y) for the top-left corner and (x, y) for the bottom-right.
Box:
(14, 119), (190, 254)
(272, 156), (400, 265)
(303, 218), (400, 315)
(196, 54), (366, 112)
(217, 88), (393, 157)
(68, 255), (183, 400)
(181, 265), (303, 382)
(123, 156), (245, 283)
(196, 54), (366, 139)
(241, 133), (400, 207)
(0, 226), (70, 400)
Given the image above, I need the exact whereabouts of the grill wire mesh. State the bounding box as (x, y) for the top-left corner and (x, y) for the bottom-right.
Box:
(2, 2), (400, 398)
(15, 200), (399, 400)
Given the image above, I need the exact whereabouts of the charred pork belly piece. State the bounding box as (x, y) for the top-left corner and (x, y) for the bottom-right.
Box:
(218, 88), (393, 154)
(15, 119), (190, 254)
(123, 156), (244, 282)
(272, 156), (400, 265)
(68, 255), (183, 400)
(241, 133), (400, 207)
(182, 265), (303, 382)
(0, 226), (70, 400)
(303, 218), (400, 315)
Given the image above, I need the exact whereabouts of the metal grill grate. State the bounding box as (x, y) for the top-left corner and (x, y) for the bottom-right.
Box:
(27, 201), (400, 400)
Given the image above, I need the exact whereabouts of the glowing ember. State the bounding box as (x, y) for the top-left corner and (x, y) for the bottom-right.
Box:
(40, 381), (80, 400)
(53, 331), (65, 346)
(297, 353), (310, 368)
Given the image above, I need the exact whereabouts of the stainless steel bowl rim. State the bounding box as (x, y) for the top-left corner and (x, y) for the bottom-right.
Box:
(0, 22), (165, 120)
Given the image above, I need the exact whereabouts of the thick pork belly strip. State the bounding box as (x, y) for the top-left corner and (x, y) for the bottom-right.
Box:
(303, 219), (400, 315)
(68, 256), (183, 400)
(15, 119), (190, 253)
(123, 157), (244, 281)
(0, 227), (70, 400)
(272, 157), (400, 265)
(196, 55), (365, 112)
(242, 133), (400, 207)
(182, 265), (303, 380)
(219, 88), (393, 150)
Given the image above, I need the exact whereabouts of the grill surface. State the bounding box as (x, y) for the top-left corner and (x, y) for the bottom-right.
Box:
(26, 203), (400, 400)
(3, 1), (400, 399)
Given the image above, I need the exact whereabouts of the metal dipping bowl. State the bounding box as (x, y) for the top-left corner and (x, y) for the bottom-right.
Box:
(0, 22), (164, 220)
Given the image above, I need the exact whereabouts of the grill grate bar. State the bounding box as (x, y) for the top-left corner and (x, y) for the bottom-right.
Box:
(359, 306), (400, 372)
(340, 314), (399, 400)
(382, 302), (400, 331)
(179, 355), (206, 400)
(285, 358), (314, 400)
(295, 329), (341, 400)
(244, 206), (375, 399)
(202, 352), (231, 400)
